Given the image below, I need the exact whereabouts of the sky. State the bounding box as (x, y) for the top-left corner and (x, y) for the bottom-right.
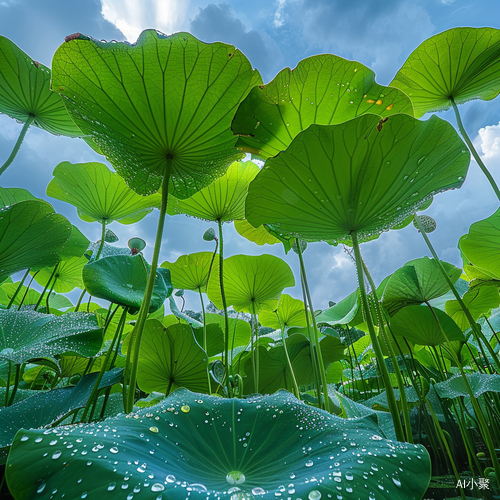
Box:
(1, 0), (500, 312)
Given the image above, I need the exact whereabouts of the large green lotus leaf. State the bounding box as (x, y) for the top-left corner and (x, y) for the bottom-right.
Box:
(82, 255), (172, 314)
(205, 313), (251, 349)
(244, 333), (346, 394)
(32, 255), (87, 293)
(382, 257), (461, 316)
(136, 320), (209, 394)
(234, 219), (281, 245)
(51, 30), (262, 197)
(167, 161), (260, 221)
(434, 372), (500, 399)
(232, 54), (413, 160)
(0, 200), (72, 282)
(6, 388), (430, 500)
(0, 282), (72, 310)
(460, 207), (500, 279)
(161, 251), (218, 293)
(390, 27), (500, 118)
(445, 286), (500, 330)
(0, 187), (35, 207)
(258, 293), (307, 329)
(0, 369), (122, 463)
(207, 254), (295, 313)
(245, 114), (469, 244)
(0, 36), (81, 136)
(390, 305), (464, 346)
(193, 323), (225, 357)
(47, 161), (162, 224)
(0, 309), (102, 364)
(316, 289), (359, 325)
(57, 225), (90, 261)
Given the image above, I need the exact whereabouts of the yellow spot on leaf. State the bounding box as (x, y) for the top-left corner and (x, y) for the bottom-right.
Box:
(386, 103), (394, 111)
(58, 86), (64, 91)
(375, 99), (383, 105)
(366, 99), (375, 104)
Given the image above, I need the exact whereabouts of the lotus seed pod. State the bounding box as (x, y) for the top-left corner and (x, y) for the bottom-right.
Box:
(203, 228), (216, 241)
(413, 215), (437, 233)
(128, 237), (146, 254)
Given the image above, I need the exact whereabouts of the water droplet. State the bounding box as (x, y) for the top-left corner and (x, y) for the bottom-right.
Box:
(108, 483), (116, 491)
(166, 475), (176, 483)
(110, 447), (119, 454)
(37, 483), (46, 494)
(149, 426), (159, 433)
(305, 460), (314, 467)
(151, 483), (165, 492)
(181, 405), (190, 413)
(392, 476), (401, 487)
(252, 487), (266, 495)
(226, 471), (246, 485)
(309, 490), (321, 500)
(52, 451), (62, 460)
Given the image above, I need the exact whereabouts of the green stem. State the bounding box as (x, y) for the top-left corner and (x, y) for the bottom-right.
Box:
(6, 269), (30, 309)
(0, 115), (34, 176)
(34, 264), (59, 311)
(425, 299), (500, 482)
(81, 305), (124, 422)
(125, 169), (170, 412)
(351, 231), (405, 441)
(95, 221), (106, 260)
(295, 239), (330, 413)
(4, 361), (11, 406)
(362, 259), (413, 443)
(8, 364), (24, 406)
(45, 277), (57, 315)
(199, 288), (212, 395)
(252, 307), (260, 393)
(451, 98), (500, 202)
(415, 216), (500, 372)
(217, 219), (232, 397)
(276, 312), (300, 398)
(17, 271), (38, 310)
(74, 289), (86, 312)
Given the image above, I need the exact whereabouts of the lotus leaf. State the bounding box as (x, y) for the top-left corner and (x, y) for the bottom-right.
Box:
(167, 161), (260, 221)
(207, 254), (295, 313)
(0, 36), (81, 136)
(6, 389), (430, 500)
(234, 219), (281, 245)
(51, 30), (262, 197)
(434, 372), (500, 399)
(258, 293), (307, 329)
(390, 305), (465, 346)
(0, 200), (73, 282)
(47, 161), (162, 224)
(233, 54), (413, 159)
(391, 27), (500, 117)
(82, 255), (172, 314)
(245, 114), (469, 244)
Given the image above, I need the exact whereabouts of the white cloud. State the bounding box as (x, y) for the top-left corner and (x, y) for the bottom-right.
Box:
(273, 0), (287, 28)
(478, 121), (500, 161)
(100, 0), (189, 42)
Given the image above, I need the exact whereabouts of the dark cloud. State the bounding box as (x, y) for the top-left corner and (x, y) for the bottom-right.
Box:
(190, 3), (282, 81)
(0, 0), (122, 65)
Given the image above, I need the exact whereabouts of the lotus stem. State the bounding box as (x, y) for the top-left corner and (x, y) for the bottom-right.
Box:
(0, 115), (34, 177)
(74, 288), (86, 312)
(351, 231), (405, 441)
(6, 269), (30, 309)
(252, 307), (260, 393)
(81, 304), (123, 422)
(34, 263), (59, 311)
(7, 363), (23, 406)
(275, 312), (301, 398)
(361, 258), (414, 443)
(95, 221), (106, 260)
(415, 216), (500, 372)
(125, 169), (170, 412)
(217, 219), (232, 397)
(17, 271), (38, 310)
(424, 299), (500, 482)
(451, 98), (500, 202)
(199, 288), (212, 394)
(45, 276), (58, 314)
(295, 239), (330, 413)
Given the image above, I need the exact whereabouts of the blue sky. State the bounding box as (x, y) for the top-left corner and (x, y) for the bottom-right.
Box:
(1, 0), (500, 311)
